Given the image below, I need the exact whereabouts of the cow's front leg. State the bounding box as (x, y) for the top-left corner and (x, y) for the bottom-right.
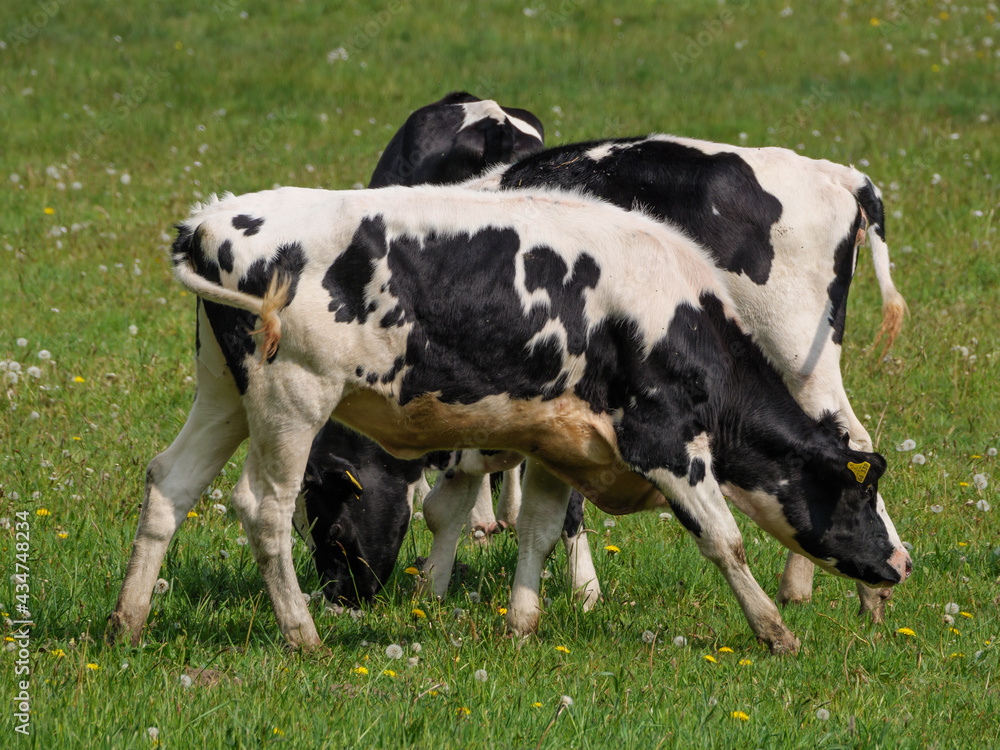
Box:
(649, 467), (799, 655)
(420, 468), (484, 598)
(508, 460), (571, 636)
(562, 490), (600, 611)
(496, 464), (522, 530)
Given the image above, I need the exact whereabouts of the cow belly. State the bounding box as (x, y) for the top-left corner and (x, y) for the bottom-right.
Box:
(331, 388), (664, 514)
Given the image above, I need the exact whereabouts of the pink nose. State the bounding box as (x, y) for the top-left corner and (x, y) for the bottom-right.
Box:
(890, 548), (913, 583)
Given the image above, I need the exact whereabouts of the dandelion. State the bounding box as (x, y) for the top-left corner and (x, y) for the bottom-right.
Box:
(960, 482), (969, 487)
(404, 566), (419, 575)
(555, 645), (570, 654)
(236, 536), (248, 546)
(38, 350), (51, 360)
(353, 666), (368, 675)
(912, 453), (926, 465)
(703, 654), (717, 663)
(86, 663), (99, 671)
(960, 611), (973, 619)
(977, 499), (991, 512)
(187, 511), (198, 518)
(44, 207), (55, 215)
(718, 647), (734, 654)
(816, 708), (830, 720)
(73, 376), (85, 383)
(973, 473), (988, 490)
(452, 608), (465, 618)
(641, 630), (655, 644)
(497, 607), (507, 616)
(412, 511), (424, 522)
(659, 512), (672, 520)
(457, 706), (471, 716)
(408, 657), (419, 667)
(16, 337), (27, 347)
(36, 508), (50, 517)
(473, 529), (485, 540)
(386, 644), (403, 659)
(382, 669), (396, 677)
(210, 488), (223, 501)
(154, 578), (169, 594)
(988, 448), (997, 457)
(950, 627), (961, 635)
(896, 439), (916, 452)
(533, 702), (543, 708)
(411, 608), (426, 619)
(731, 710), (749, 721)
(673, 635), (688, 647)
(897, 627), (916, 637)
(474, 669), (488, 682)
(603, 518), (616, 528)
(51, 649), (66, 657)
(604, 544), (620, 554)
(179, 674), (192, 688)
(212, 503), (226, 514)
(738, 658), (753, 666)
(944, 614), (955, 625)
(411, 642), (422, 653)
(560, 695), (574, 707)
(147, 727), (159, 740)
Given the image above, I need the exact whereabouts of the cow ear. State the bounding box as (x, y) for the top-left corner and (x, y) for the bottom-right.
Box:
(842, 450), (886, 487)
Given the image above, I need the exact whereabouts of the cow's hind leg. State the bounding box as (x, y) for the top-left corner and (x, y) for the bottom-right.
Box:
(562, 490), (600, 610)
(110, 339), (248, 645)
(508, 460), (572, 636)
(419, 469), (485, 599)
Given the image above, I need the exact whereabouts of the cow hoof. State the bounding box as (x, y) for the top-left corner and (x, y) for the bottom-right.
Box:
(858, 586), (892, 623)
(777, 592), (812, 607)
(768, 632), (801, 656)
(106, 611), (142, 647)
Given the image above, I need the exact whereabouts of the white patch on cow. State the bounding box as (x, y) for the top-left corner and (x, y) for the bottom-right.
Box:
(586, 143), (618, 162)
(711, 205), (720, 216)
(504, 113), (543, 142)
(458, 100), (543, 143)
(722, 484), (803, 555)
(875, 492), (904, 551)
(291, 492), (317, 553)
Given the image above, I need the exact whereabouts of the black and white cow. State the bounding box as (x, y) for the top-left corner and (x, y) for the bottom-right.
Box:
(367, 91), (544, 188)
(109, 185), (910, 654)
(417, 134), (908, 620)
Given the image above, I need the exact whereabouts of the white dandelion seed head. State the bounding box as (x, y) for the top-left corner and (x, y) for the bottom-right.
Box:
(38, 350), (51, 360)
(659, 512), (672, 520)
(120, 173), (131, 185)
(540, 570), (553, 579)
(412, 511), (424, 522)
(943, 614), (955, 625)
(411, 642), (422, 653)
(408, 657), (419, 667)
(560, 695), (574, 707)
(386, 644), (403, 659)
(16, 337), (27, 347)
(147, 727), (159, 739)
(128, 324), (138, 335)
(473, 529), (485, 539)
(210, 488), (223, 501)
(641, 630), (656, 644)
(27, 366), (41, 379)
(474, 668), (488, 682)
(8, 361), (21, 373)
(707, 696), (718, 707)
(603, 518), (616, 528)
(973, 473), (988, 490)
(236, 536), (248, 546)
(816, 708), (830, 721)
(452, 608), (465, 619)
(219, 549), (229, 559)
(673, 635), (688, 648)
(976, 499), (991, 512)
(7, 371), (19, 384)
(120, 661), (129, 669)
(945, 602), (960, 615)
(912, 453), (926, 465)
(179, 674), (192, 688)
(212, 503), (226, 514)
(468, 592), (481, 604)
(897, 439), (916, 452)
(930, 504), (944, 513)
(0, 517), (10, 529)
(154, 578), (169, 594)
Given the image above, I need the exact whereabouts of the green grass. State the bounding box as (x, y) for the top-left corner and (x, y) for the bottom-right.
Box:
(1, 0), (998, 747)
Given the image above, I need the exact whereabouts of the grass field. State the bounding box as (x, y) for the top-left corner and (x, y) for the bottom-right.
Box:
(2, 1), (998, 747)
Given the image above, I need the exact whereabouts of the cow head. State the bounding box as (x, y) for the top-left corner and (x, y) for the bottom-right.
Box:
(723, 427), (911, 588)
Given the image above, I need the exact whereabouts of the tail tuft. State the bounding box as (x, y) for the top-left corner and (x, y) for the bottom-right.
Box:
(251, 273), (292, 362)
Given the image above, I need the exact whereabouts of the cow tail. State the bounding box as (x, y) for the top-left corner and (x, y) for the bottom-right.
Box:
(855, 177), (908, 354)
(172, 225), (288, 362)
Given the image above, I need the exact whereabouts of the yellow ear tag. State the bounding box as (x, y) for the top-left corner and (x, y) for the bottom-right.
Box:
(847, 461), (870, 483)
(345, 471), (363, 493)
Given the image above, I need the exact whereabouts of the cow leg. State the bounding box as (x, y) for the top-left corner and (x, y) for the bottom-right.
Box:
(110, 328), (248, 645)
(496, 464), (522, 529)
(228, 396), (335, 649)
(420, 469), (484, 598)
(562, 490), (600, 610)
(508, 460), (572, 636)
(466, 472), (498, 539)
(648, 465), (799, 655)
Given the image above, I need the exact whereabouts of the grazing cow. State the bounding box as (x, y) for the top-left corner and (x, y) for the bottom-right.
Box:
(418, 134), (908, 619)
(367, 91), (544, 188)
(109, 185), (910, 654)
(294, 93), (547, 607)
(292, 420), (451, 607)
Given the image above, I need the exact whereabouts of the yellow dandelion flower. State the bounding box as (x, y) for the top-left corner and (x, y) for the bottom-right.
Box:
(532, 702), (542, 708)
(555, 645), (570, 654)
(949, 652), (964, 658)
(353, 666), (368, 675)
(430, 690), (439, 697)
(703, 654), (717, 663)
(4, 637), (14, 643)
(86, 663), (99, 670)
(383, 669), (396, 677)
(404, 566), (420, 575)
(36, 508), (50, 517)
(175, 41), (183, 50)
(73, 436), (82, 441)
(731, 710), (749, 721)
(972, 455), (982, 459)
(897, 627), (916, 637)
(958, 542), (968, 546)
(939, 11), (949, 20)
(718, 647), (734, 654)
(272, 727), (284, 737)
(959, 482), (969, 487)
(44, 207), (55, 215)
(497, 607), (507, 616)
(411, 608), (426, 619)
(931, 64), (941, 73)
(869, 17), (880, 26)
(51, 649), (66, 657)
(74, 376), (85, 383)
(960, 611), (973, 619)
(738, 658), (753, 666)
(187, 511), (198, 518)
(58, 532), (68, 539)
(457, 707), (471, 716)
(949, 627), (961, 635)
(604, 544), (620, 554)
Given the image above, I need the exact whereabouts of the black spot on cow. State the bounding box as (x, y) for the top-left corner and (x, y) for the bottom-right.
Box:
(381, 356), (405, 384)
(688, 458), (706, 486)
(562, 489), (586, 537)
(217, 240), (234, 273)
(523, 248), (600, 355)
(827, 210), (864, 345)
(499, 138), (783, 285)
(232, 214), (264, 236)
(355, 366), (364, 378)
(323, 216), (388, 323)
(668, 498), (702, 537)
